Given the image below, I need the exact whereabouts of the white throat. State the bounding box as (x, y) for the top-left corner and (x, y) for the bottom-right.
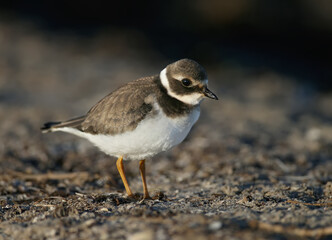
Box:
(160, 68), (204, 105)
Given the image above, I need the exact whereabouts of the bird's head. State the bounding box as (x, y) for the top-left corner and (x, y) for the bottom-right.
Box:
(160, 59), (218, 105)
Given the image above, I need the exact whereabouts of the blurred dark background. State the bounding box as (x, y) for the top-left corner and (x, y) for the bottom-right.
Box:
(0, 0), (331, 90)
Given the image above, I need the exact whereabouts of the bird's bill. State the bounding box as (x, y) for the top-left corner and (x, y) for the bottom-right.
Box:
(203, 87), (218, 100)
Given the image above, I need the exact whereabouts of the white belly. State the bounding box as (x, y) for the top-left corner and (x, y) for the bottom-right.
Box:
(58, 108), (200, 160)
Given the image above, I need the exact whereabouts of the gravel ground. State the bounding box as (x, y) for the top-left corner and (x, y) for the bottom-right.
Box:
(0, 20), (332, 240)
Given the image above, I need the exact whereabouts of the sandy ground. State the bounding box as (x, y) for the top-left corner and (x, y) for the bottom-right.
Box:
(0, 20), (332, 239)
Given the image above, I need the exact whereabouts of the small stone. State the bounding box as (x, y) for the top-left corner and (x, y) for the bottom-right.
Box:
(128, 230), (154, 240)
(209, 221), (222, 231)
(306, 128), (321, 141)
(324, 182), (332, 198)
(97, 207), (109, 212)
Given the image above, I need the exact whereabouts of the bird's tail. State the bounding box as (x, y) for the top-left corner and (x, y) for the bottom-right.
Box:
(41, 116), (85, 133)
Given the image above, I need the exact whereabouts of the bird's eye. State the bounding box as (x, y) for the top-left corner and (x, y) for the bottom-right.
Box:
(181, 78), (192, 87)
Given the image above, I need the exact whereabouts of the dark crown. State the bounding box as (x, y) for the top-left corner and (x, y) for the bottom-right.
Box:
(167, 59), (207, 81)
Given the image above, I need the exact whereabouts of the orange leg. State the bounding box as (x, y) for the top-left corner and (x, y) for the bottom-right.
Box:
(116, 156), (133, 197)
(139, 159), (150, 199)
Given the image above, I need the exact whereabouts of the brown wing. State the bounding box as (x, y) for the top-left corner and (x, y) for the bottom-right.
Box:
(81, 76), (157, 135)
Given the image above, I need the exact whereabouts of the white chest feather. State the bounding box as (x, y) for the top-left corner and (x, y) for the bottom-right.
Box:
(59, 107), (200, 160)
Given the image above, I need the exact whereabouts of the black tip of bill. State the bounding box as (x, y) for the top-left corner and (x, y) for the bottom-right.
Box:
(204, 87), (218, 100)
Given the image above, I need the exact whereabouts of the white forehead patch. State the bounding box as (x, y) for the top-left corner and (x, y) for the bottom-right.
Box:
(160, 68), (205, 105)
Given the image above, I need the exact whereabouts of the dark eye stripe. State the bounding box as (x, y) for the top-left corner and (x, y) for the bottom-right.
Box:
(166, 72), (201, 96)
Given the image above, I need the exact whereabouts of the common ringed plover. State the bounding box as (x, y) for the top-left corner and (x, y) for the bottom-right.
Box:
(42, 59), (218, 199)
